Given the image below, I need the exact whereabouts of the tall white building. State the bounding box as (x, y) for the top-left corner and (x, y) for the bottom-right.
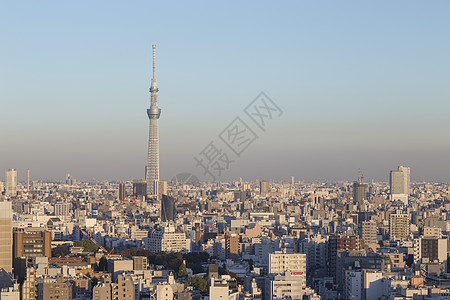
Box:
(390, 166), (410, 204)
(268, 251), (306, 288)
(6, 169), (17, 198)
(266, 272), (303, 300)
(144, 226), (189, 253)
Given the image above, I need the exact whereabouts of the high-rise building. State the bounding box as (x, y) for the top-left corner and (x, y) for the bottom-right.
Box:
(161, 195), (175, 222)
(118, 183), (126, 201)
(260, 180), (270, 196)
(156, 180), (168, 200)
(6, 169), (17, 198)
(360, 220), (377, 245)
(0, 201), (12, 273)
(146, 44), (161, 196)
(389, 213), (409, 241)
(133, 180), (147, 198)
(352, 181), (366, 205)
(390, 166), (410, 204)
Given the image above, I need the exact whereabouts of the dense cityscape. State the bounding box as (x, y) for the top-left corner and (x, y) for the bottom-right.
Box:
(2, 3), (450, 299)
(1, 166), (450, 299)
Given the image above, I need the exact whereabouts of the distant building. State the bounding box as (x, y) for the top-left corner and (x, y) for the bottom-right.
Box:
(145, 226), (189, 253)
(389, 213), (409, 241)
(133, 180), (147, 198)
(360, 220), (377, 245)
(55, 202), (71, 217)
(118, 183), (126, 201)
(0, 201), (12, 273)
(352, 181), (366, 205)
(260, 180), (270, 196)
(6, 169), (17, 198)
(161, 195), (175, 222)
(156, 180), (167, 200)
(390, 166), (410, 204)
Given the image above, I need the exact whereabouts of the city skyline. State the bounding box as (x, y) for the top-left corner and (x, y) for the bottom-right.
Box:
(1, 1), (450, 182)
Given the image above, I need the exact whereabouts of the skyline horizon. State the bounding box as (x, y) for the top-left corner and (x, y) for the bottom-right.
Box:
(2, 1), (450, 182)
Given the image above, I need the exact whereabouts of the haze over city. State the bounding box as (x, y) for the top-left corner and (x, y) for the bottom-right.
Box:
(1, 1), (450, 182)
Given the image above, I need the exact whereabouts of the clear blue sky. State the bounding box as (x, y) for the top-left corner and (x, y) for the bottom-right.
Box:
(1, 1), (450, 182)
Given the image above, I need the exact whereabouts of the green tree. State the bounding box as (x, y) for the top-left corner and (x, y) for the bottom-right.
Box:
(188, 276), (208, 293)
(74, 240), (99, 253)
(177, 262), (188, 277)
(52, 246), (70, 257)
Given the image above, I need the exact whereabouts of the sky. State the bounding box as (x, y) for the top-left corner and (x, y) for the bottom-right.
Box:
(1, 1), (450, 183)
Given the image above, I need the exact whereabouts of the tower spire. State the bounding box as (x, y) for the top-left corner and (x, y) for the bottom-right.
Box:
(146, 43), (161, 196)
(152, 44), (156, 79)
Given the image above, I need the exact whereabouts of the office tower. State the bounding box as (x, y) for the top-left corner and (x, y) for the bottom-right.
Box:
(260, 180), (270, 196)
(13, 229), (52, 259)
(6, 169), (17, 198)
(389, 213), (409, 241)
(27, 169), (29, 191)
(133, 180), (147, 198)
(156, 180), (168, 200)
(146, 44), (161, 196)
(161, 194), (175, 222)
(0, 201), (12, 272)
(291, 176), (294, 185)
(390, 166), (410, 204)
(352, 181), (366, 205)
(118, 183), (126, 201)
(360, 220), (377, 244)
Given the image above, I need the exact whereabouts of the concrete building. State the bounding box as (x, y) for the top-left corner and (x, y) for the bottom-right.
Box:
(155, 282), (173, 300)
(0, 201), (12, 273)
(360, 220), (377, 245)
(260, 180), (270, 196)
(13, 229), (51, 259)
(145, 226), (189, 253)
(156, 180), (167, 200)
(352, 181), (366, 205)
(111, 275), (134, 300)
(55, 202), (71, 217)
(133, 256), (147, 271)
(5, 169), (17, 198)
(389, 213), (409, 241)
(390, 166), (410, 204)
(161, 195), (175, 222)
(266, 272), (303, 300)
(268, 252), (306, 288)
(118, 183), (126, 201)
(414, 237), (447, 264)
(40, 273), (73, 300)
(22, 267), (37, 300)
(93, 276), (112, 300)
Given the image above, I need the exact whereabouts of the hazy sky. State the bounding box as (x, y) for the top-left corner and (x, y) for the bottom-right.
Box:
(1, 1), (450, 183)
